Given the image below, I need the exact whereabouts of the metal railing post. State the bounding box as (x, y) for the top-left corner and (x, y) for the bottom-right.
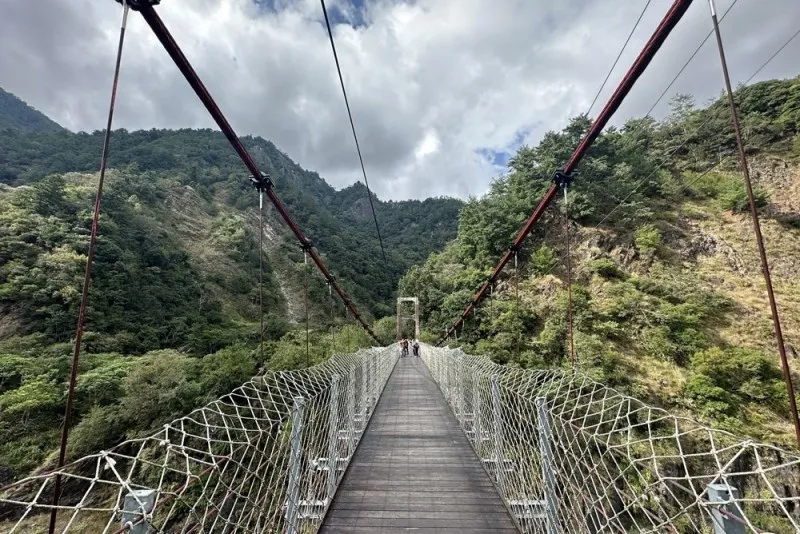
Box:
(491, 374), (505, 494)
(708, 484), (745, 534)
(456, 353), (465, 425)
(326, 376), (340, 501)
(347, 368), (356, 455)
(361, 358), (368, 424)
(472, 371), (482, 455)
(121, 489), (156, 534)
(286, 396), (306, 534)
(370, 352), (377, 408)
(536, 397), (559, 534)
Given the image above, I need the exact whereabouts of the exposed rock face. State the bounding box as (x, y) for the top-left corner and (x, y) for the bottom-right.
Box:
(684, 230), (747, 274)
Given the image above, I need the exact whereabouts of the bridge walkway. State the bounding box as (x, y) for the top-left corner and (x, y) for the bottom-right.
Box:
(320, 355), (517, 533)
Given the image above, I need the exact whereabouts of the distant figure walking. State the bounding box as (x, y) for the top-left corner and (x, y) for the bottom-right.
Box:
(412, 340), (420, 357)
(400, 339), (409, 357)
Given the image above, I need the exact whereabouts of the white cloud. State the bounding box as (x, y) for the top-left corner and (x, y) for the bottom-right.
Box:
(1, 0), (798, 200)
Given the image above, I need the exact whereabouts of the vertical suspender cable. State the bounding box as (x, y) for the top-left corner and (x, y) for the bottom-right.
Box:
(707, 0), (800, 448)
(345, 309), (352, 352)
(563, 183), (576, 370)
(514, 251), (520, 362)
(259, 191), (264, 369)
(49, 4), (129, 533)
(329, 282), (336, 354)
(304, 249), (310, 367)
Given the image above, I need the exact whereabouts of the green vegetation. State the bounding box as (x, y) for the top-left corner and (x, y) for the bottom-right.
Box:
(0, 88), (461, 482)
(401, 77), (800, 447)
(0, 88), (64, 133)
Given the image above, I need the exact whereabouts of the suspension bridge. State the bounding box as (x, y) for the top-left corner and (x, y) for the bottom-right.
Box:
(1, 345), (799, 532)
(2, 0), (800, 532)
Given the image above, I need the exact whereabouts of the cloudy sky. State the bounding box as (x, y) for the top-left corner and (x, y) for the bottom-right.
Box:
(1, 0), (798, 200)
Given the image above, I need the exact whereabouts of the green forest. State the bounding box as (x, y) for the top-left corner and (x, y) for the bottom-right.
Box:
(401, 77), (800, 447)
(0, 92), (461, 482)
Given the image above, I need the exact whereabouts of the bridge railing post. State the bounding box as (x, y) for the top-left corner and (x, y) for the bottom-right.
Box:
(285, 396), (306, 534)
(326, 376), (340, 501)
(536, 397), (559, 534)
(347, 368), (356, 455)
(456, 353), (465, 424)
(472, 371), (482, 456)
(491, 374), (506, 495)
(361, 358), (368, 425)
(707, 484), (746, 534)
(370, 352), (377, 409)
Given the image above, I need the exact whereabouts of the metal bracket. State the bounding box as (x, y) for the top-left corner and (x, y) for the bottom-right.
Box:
(552, 169), (574, 188)
(251, 171), (273, 192)
(114, 0), (160, 11)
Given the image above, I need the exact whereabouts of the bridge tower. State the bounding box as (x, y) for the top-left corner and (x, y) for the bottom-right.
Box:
(396, 297), (420, 340)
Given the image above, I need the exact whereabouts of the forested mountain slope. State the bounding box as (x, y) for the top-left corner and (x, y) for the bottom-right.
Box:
(0, 94), (461, 481)
(0, 88), (64, 133)
(401, 77), (800, 447)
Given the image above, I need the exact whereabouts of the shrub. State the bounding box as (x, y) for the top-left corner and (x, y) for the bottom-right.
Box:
(690, 347), (785, 409)
(634, 224), (661, 253)
(531, 245), (556, 275)
(684, 374), (737, 417)
(587, 258), (621, 278)
(719, 183), (768, 213)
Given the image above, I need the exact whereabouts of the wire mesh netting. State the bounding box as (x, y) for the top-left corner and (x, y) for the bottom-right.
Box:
(0, 347), (398, 533)
(423, 345), (800, 534)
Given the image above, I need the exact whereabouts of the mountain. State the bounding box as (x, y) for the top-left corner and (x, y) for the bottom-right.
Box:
(0, 99), (462, 481)
(400, 77), (800, 448)
(0, 88), (64, 132)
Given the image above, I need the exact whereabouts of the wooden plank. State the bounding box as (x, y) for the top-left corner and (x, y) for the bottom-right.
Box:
(320, 356), (518, 533)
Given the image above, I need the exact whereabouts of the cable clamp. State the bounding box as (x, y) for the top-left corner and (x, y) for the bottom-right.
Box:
(552, 169), (575, 188)
(114, 0), (160, 10)
(298, 238), (313, 251)
(251, 171), (273, 192)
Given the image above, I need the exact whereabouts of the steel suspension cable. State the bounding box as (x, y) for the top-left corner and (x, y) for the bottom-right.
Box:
(707, 0), (800, 448)
(439, 0), (695, 345)
(319, 0), (387, 263)
(586, 0), (653, 116)
(744, 27), (800, 86)
(646, 0), (740, 117)
(127, 1), (379, 344)
(48, 4), (130, 533)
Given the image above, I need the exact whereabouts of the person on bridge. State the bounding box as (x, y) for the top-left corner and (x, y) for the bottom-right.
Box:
(412, 340), (420, 357)
(400, 339), (409, 357)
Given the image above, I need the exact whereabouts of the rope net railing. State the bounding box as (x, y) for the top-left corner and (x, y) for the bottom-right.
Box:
(422, 345), (800, 534)
(0, 347), (398, 533)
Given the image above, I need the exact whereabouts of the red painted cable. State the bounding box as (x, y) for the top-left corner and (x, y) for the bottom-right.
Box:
(440, 0), (695, 345)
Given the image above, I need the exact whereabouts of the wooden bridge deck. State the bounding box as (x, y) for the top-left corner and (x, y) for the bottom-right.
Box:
(320, 356), (518, 533)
